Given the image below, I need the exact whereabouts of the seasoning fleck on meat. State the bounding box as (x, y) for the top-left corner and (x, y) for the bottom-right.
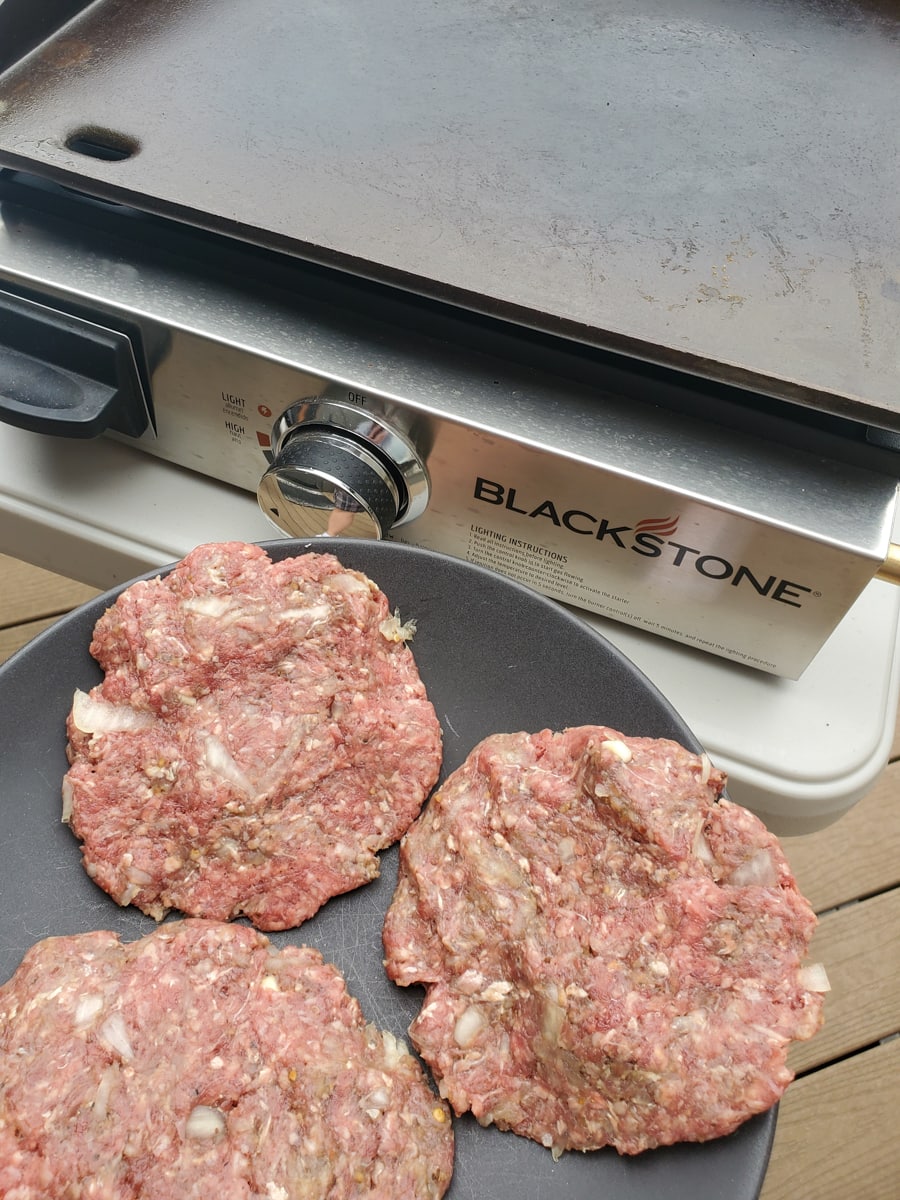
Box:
(63, 541), (442, 930)
(383, 726), (826, 1156)
(0, 921), (453, 1198)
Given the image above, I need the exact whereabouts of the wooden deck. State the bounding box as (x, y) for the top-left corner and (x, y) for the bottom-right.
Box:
(1, 551), (898, 1198)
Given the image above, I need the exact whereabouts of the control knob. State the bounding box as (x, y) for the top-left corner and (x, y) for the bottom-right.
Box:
(257, 400), (428, 539)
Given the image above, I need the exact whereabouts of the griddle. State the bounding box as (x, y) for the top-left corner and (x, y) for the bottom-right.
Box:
(0, 0), (898, 428)
(0, 540), (775, 1199)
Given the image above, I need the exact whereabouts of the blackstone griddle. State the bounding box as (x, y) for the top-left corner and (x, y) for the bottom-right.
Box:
(0, 540), (775, 1198)
(1, 1), (899, 679)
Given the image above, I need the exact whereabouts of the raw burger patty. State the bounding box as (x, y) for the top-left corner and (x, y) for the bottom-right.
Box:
(64, 541), (442, 930)
(0, 920), (453, 1199)
(383, 726), (826, 1156)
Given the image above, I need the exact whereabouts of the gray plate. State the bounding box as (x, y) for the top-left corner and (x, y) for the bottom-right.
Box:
(0, 539), (774, 1197)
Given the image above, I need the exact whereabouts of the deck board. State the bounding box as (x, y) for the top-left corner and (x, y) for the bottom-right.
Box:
(759, 1035), (900, 1200)
(0, 553), (99, 627)
(787, 884), (900, 1075)
(780, 769), (900, 913)
(0, 614), (62, 663)
(0, 554), (898, 1200)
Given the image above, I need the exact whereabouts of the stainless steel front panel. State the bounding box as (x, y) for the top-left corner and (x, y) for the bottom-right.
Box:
(1, 198), (896, 678)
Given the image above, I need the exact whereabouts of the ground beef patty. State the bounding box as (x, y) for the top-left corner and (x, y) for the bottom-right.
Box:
(0, 920), (453, 1199)
(383, 726), (827, 1156)
(64, 541), (442, 930)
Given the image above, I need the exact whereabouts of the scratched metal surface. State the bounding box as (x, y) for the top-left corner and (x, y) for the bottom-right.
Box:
(0, 0), (898, 420)
(0, 539), (775, 1198)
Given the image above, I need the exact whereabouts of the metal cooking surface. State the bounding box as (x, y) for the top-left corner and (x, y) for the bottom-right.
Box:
(0, 0), (898, 421)
(0, 539), (775, 1197)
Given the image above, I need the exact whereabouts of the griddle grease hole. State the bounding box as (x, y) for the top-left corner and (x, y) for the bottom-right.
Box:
(64, 126), (139, 162)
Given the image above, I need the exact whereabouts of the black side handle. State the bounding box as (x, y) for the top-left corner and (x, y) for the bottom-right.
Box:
(0, 289), (148, 439)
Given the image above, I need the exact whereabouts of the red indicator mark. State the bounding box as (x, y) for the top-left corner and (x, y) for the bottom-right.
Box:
(256, 431), (271, 448)
(257, 404), (272, 418)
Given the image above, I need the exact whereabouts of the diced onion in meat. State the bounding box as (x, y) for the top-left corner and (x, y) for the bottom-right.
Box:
(699, 753), (712, 785)
(379, 609), (417, 643)
(541, 996), (566, 1043)
(798, 962), (831, 993)
(328, 571), (371, 595)
(74, 993), (104, 1028)
(380, 1029), (409, 1068)
(480, 979), (514, 1002)
(473, 844), (527, 889)
(692, 819), (715, 864)
(363, 1086), (391, 1114)
(453, 1005), (487, 1048)
(98, 1013), (134, 1061)
(182, 595), (233, 617)
(201, 734), (254, 795)
(278, 603), (331, 624)
(728, 849), (778, 888)
(93, 1066), (117, 1122)
(601, 738), (633, 763)
(71, 689), (155, 735)
(185, 1105), (227, 1139)
(558, 836), (576, 863)
(126, 864), (154, 886)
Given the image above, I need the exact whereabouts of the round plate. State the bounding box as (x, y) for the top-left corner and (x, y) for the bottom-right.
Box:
(0, 539), (775, 1198)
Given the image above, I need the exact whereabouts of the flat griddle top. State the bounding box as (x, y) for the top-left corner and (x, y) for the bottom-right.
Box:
(0, 0), (898, 423)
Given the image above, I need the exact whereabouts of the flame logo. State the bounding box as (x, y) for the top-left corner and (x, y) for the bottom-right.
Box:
(634, 515), (680, 538)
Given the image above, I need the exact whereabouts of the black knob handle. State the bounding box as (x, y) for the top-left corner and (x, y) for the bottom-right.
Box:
(259, 426), (401, 539)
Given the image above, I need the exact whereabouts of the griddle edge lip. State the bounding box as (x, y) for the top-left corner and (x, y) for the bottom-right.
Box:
(1, 142), (893, 438)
